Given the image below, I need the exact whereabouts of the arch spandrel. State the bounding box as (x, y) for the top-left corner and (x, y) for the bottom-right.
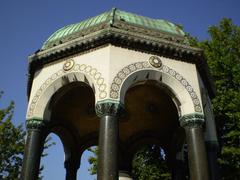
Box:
(109, 59), (203, 116)
(26, 60), (107, 120)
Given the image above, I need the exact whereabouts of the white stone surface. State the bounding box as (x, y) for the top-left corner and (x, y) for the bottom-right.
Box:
(27, 44), (205, 121)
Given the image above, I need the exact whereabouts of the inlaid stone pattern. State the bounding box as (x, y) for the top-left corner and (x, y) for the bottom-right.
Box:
(161, 65), (202, 112)
(110, 61), (150, 99)
(110, 57), (202, 113)
(27, 59), (107, 118)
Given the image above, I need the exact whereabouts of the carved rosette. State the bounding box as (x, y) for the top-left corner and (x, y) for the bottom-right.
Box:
(179, 113), (205, 128)
(149, 56), (162, 68)
(63, 59), (75, 71)
(26, 118), (46, 131)
(95, 100), (125, 118)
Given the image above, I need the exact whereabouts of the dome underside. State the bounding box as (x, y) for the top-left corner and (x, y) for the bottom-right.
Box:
(42, 9), (185, 50)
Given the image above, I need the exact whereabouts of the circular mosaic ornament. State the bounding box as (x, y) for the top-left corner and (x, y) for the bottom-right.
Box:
(63, 59), (75, 71)
(149, 56), (162, 68)
(99, 92), (107, 99)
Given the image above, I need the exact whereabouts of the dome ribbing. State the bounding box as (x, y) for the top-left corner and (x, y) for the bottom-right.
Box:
(42, 8), (185, 50)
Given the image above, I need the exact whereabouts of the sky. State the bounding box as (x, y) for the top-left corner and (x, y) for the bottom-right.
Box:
(0, 0), (239, 179)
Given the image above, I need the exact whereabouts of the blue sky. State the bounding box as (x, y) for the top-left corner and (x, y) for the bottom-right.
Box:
(0, 0), (239, 179)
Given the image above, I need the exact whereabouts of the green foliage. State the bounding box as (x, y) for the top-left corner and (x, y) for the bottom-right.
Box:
(188, 18), (240, 179)
(87, 145), (171, 179)
(0, 91), (25, 180)
(132, 145), (171, 180)
(0, 91), (55, 180)
(199, 18), (240, 179)
(88, 147), (98, 175)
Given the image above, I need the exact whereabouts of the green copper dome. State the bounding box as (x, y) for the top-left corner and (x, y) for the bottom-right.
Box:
(42, 8), (185, 50)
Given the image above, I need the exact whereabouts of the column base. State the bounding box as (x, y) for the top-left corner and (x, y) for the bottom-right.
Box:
(119, 171), (133, 180)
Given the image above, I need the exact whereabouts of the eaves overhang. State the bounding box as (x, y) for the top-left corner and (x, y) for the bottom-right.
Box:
(27, 26), (215, 100)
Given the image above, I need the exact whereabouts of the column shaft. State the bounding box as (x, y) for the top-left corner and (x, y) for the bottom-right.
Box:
(65, 167), (77, 180)
(21, 129), (44, 180)
(172, 159), (186, 180)
(65, 158), (79, 180)
(185, 127), (209, 180)
(206, 142), (220, 180)
(97, 115), (119, 180)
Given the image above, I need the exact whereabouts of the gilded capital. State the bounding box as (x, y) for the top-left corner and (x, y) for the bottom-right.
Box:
(179, 113), (205, 128)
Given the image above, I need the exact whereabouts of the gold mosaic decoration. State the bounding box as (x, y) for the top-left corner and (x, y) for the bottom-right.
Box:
(149, 56), (162, 68)
(63, 59), (75, 71)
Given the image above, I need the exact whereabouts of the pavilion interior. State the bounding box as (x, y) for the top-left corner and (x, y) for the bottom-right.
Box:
(49, 80), (185, 159)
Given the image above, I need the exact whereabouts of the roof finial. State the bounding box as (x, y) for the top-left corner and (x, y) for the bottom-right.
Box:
(109, 7), (117, 27)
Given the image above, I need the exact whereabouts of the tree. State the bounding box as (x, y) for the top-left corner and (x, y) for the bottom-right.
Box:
(0, 91), (25, 180)
(88, 145), (171, 180)
(131, 145), (171, 180)
(88, 147), (98, 176)
(199, 18), (240, 179)
(0, 91), (55, 179)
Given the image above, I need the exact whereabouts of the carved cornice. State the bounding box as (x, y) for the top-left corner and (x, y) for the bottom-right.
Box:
(26, 118), (46, 131)
(95, 100), (125, 118)
(29, 27), (201, 63)
(179, 113), (205, 128)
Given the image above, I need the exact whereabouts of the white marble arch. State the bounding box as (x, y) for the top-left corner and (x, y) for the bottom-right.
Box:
(110, 62), (203, 117)
(26, 71), (96, 121)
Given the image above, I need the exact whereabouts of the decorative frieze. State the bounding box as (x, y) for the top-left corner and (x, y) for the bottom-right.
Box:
(110, 59), (202, 112)
(161, 64), (202, 113)
(95, 100), (125, 118)
(110, 61), (150, 99)
(179, 113), (205, 128)
(27, 60), (107, 118)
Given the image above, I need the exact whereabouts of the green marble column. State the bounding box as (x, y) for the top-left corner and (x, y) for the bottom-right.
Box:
(65, 159), (79, 180)
(21, 119), (46, 180)
(172, 159), (186, 180)
(206, 141), (220, 180)
(95, 100), (124, 180)
(180, 113), (209, 180)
